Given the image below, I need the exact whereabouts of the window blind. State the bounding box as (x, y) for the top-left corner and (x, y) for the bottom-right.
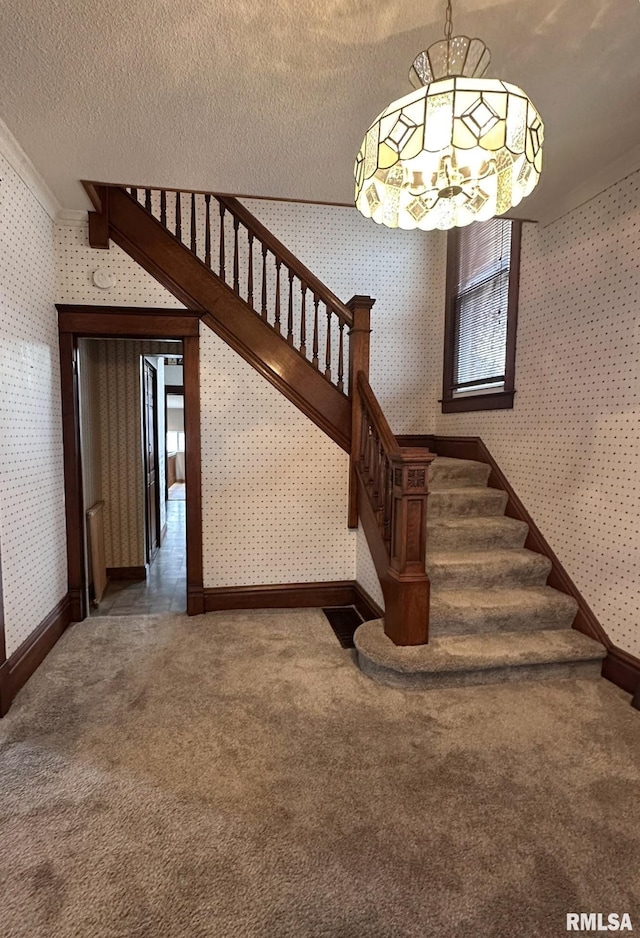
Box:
(452, 218), (512, 393)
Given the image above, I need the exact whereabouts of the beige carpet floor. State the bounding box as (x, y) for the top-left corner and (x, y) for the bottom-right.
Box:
(1, 609), (639, 938)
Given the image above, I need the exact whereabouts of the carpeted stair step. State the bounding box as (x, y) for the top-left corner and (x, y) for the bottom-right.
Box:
(429, 586), (578, 636)
(428, 516), (529, 551)
(429, 456), (491, 489)
(354, 621), (606, 690)
(429, 487), (508, 518)
(428, 548), (552, 590)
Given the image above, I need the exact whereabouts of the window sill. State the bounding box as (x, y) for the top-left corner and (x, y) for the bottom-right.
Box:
(441, 390), (515, 414)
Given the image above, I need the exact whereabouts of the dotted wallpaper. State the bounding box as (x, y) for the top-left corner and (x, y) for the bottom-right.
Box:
(200, 325), (356, 588)
(243, 199), (447, 435)
(242, 199), (446, 603)
(56, 223), (184, 307)
(0, 155), (67, 657)
(56, 212), (442, 598)
(436, 171), (640, 658)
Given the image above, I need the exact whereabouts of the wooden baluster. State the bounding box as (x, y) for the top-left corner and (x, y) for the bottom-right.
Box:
(337, 321), (345, 392)
(261, 246), (268, 320)
(287, 271), (294, 345)
(219, 202), (226, 281)
(367, 426), (376, 493)
(247, 232), (254, 308)
(274, 260), (282, 334)
(145, 188), (152, 212)
(362, 420), (371, 479)
(300, 283), (307, 357)
(233, 217), (240, 294)
(376, 441), (385, 527)
(359, 407), (367, 465)
(130, 187), (138, 200)
(371, 431), (380, 502)
(325, 307), (332, 380)
(175, 192), (182, 240)
(312, 295), (319, 369)
(204, 194), (211, 268)
(160, 190), (167, 227)
(190, 193), (197, 253)
(383, 457), (393, 546)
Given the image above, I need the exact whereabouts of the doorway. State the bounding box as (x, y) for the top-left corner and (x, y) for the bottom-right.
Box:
(57, 306), (203, 622)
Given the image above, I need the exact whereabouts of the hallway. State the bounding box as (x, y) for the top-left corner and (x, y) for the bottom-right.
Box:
(92, 499), (186, 616)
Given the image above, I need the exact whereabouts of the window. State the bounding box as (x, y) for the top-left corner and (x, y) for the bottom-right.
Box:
(166, 431), (185, 453)
(442, 218), (522, 413)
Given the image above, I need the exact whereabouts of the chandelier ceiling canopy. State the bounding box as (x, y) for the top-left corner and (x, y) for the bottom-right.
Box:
(354, 1), (544, 231)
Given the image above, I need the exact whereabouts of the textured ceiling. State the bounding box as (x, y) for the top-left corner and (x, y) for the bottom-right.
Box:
(1, 0), (639, 221)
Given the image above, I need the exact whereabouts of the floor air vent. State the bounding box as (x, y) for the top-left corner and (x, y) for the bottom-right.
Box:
(323, 607), (363, 648)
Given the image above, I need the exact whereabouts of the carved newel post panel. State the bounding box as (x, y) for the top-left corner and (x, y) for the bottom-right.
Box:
(384, 447), (436, 645)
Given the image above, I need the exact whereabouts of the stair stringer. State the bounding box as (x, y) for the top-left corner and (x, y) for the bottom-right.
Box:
(106, 186), (351, 451)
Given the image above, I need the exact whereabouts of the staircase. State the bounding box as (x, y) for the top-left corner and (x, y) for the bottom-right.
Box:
(354, 456), (606, 688)
(80, 180), (607, 687)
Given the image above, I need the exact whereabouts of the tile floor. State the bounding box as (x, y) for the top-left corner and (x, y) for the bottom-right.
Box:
(92, 499), (186, 616)
(168, 482), (185, 500)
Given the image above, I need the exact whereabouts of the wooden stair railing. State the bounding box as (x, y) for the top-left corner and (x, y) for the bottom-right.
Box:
(83, 182), (433, 644)
(355, 372), (435, 645)
(83, 182), (371, 452)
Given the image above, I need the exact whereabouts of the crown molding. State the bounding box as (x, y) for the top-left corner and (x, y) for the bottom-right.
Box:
(539, 144), (640, 228)
(0, 117), (63, 222)
(56, 209), (88, 227)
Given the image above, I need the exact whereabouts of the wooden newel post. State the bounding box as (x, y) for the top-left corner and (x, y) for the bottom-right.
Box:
(347, 295), (375, 529)
(384, 447), (436, 646)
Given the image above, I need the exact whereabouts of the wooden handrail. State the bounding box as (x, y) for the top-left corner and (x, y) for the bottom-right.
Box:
(84, 181), (361, 400)
(355, 370), (435, 646)
(217, 197), (353, 328)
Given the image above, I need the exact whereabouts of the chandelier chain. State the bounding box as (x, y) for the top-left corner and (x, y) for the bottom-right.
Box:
(444, 0), (453, 40)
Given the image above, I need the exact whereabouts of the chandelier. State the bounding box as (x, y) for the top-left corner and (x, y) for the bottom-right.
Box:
(354, 0), (544, 230)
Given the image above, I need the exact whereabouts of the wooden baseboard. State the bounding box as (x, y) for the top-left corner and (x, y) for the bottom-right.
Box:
(0, 660), (10, 718)
(106, 566), (146, 581)
(352, 582), (384, 621)
(0, 593), (74, 717)
(187, 585), (205, 616)
(203, 581), (356, 612)
(602, 646), (640, 697)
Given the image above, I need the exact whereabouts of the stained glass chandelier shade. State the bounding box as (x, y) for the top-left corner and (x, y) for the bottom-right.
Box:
(354, 9), (544, 231)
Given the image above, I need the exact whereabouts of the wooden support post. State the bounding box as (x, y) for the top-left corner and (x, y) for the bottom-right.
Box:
(384, 447), (436, 645)
(87, 185), (110, 249)
(347, 295), (375, 529)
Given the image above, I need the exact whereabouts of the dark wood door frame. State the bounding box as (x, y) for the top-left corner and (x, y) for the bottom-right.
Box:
(57, 305), (204, 617)
(142, 358), (161, 564)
